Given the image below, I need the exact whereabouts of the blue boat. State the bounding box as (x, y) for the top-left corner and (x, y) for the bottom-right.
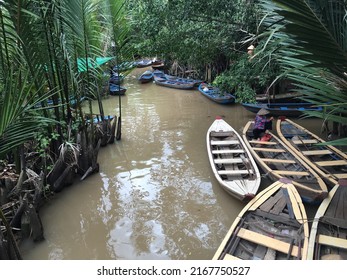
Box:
(241, 102), (323, 117)
(153, 70), (195, 90)
(138, 70), (154, 83)
(109, 84), (127, 95)
(109, 72), (124, 85)
(198, 83), (235, 104)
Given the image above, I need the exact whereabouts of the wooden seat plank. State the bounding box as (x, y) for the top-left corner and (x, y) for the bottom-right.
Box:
(318, 234), (347, 249)
(214, 158), (243, 164)
(292, 139), (318, 144)
(273, 170), (310, 176)
(218, 170), (252, 175)
(335, 174), (347, 179)
(212, 149), (244, 154)
(210, 131), (233, 137)
(223, 253), (241, 260)
(302, 150), (332, 156)
(249, 140), (277, 145)
(253, 147), (285, 153)
(211, 140), (239, 145)
(237, 228), (301, 257)
(316, 160), (347, 167)
(262, 158), (296, 164)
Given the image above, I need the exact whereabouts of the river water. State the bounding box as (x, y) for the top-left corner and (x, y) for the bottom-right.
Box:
(20, 67), (324, 260)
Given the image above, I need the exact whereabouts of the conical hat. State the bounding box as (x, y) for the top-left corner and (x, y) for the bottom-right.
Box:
(257, 108), (270, 115)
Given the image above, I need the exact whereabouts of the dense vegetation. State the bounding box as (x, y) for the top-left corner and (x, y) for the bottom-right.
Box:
(0, 0), (346, 259)
(128, 0), (347, 144)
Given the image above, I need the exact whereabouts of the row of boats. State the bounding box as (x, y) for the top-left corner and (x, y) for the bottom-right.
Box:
(137, 69), (323, 117)
(207, 116), (347, 260)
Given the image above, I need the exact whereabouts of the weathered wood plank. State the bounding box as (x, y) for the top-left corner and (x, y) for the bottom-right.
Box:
(269, 196), (287, 215)
(223, 253), (241, 260)
(249, 140), (277, 145)
(218, 170), (252, 175)
(302, 150), (332, 156)
(211, 140), (239, 145)
(292, 139), (318, 144)
(214, 158), (243, 164)
(262, 158), (296, 164)
(318, 234), (347, 249)
(316, 160), (347, 167)
(237, 228), (301, 257)
(253, 147), (286, 153)
(212, 149), (244, 154)
(210, 131), (233, 137)
(273, 170), (310, 176)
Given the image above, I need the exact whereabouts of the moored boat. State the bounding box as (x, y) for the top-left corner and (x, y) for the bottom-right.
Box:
(109, 84), (127, 96)
(109, 72), (124, 85)
(242, 120), (328, 204)
(307, 179), (347, 260)
(198, 83), (235, 104)
(135, 58), (153, 68)
(153, 70), (195, 90)
(242, 102), (323, 117)
(138, 70), (154, 83)
(213, 178), (309, 260)
(276, 118), (347, 188)
(207, 117), (261, 201)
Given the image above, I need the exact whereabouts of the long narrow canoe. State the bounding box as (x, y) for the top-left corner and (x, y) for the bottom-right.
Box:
(207, 117), (261, 201)
(198, 83), (236, 105)
(276, 118), (347, 188)
(307, 179), (347, 260)
(242, 102), (322, 117)
(138, 70), (154, 83)
(213, 178), (309, 260)
(242, 121), (328, 204)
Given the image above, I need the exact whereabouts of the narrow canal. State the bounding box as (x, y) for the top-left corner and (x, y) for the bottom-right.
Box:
(20, 67), (324, 260)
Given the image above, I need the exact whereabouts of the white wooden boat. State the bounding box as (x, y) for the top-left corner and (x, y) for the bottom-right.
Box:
(307, 179), (347, 260)
(213, 179), (309, 260)
(276, 118), (347, 188)
(242, 120), (328, 204)
(207, 117), (261, 201)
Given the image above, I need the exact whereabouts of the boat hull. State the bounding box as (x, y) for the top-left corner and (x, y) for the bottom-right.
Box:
(207, 117), (260, 201)
(213, 179), (309, 260)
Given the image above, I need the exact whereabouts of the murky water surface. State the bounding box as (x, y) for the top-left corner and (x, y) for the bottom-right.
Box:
(21, 68), (325, 260)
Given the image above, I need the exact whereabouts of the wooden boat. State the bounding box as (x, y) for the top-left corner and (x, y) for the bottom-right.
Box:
(213, 178), (309, 260)
(198, 83), (235, 104)
(207, 117), (261, 201)
(109, 84), (127, 96)
(165, 74), (203, 87)
(242, 102), (323, 117)
(242, 121), (328, 204)
(276, 118), (347, 188)
(153, 70), (195, 90)
(152, 62), (165, 70)
(256, 92), (303, 103)
(138, 70), (154, 83)
(135, 59), (153, 68)
(109, 73), (124, 85)
(307, 179), (347, 260)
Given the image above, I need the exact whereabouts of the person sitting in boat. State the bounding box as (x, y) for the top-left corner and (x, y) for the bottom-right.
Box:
(252, 108), (273, 140)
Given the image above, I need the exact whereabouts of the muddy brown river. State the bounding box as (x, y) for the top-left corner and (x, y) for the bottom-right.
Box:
(20, 68), (325, 260)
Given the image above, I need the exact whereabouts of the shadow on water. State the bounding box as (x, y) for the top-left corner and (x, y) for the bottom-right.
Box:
(20, 67), (326, 260)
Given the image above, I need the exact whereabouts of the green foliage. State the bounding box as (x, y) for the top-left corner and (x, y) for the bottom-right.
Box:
(213, 47), (280, 103)
(259, 0), (347, 144)
(127, 0), (261, 74)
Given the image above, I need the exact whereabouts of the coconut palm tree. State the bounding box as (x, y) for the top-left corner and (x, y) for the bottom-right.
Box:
(259, 0), (347, 145)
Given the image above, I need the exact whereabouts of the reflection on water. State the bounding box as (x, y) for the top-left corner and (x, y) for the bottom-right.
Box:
(21, 68), (326, 260)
